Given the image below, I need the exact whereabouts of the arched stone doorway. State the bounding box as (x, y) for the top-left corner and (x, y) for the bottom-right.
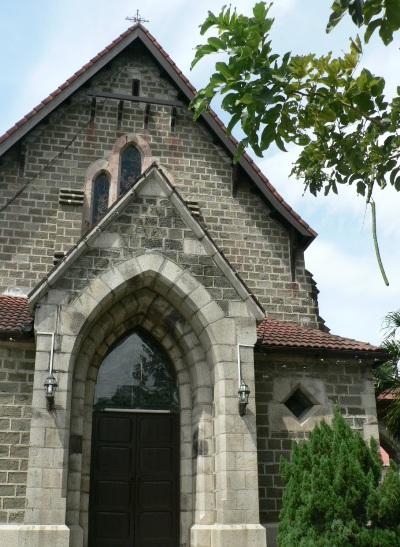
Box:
(66, 282), (213, 547)
(89, 329), (180, 547)
(26, 253), (265, 547)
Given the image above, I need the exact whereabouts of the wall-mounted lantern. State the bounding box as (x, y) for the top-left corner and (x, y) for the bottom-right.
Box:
(44, 373), (58, 411)
(238, 379), (250, 416)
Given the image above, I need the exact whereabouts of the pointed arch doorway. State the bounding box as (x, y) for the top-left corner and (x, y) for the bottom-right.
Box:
(88, 329), (180, 547)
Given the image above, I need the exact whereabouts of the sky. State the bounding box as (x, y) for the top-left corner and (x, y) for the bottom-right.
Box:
(0, 0), (399, 345)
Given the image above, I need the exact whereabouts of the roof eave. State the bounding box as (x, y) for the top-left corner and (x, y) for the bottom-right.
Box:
(0, 26), (143, 158)
(254, 343), (389, 364)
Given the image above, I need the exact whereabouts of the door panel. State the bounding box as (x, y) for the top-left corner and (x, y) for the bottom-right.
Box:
(89, 412), (179, 547)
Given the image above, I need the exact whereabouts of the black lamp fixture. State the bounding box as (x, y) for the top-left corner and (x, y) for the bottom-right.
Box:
(44, 373), (58, 411)
(238, 379), (250, 416)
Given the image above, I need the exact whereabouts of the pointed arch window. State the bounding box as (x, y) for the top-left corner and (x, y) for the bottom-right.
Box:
(94, 329), (179, 412)
(91, 172), (110, 224)
(119, 145), (141, 196)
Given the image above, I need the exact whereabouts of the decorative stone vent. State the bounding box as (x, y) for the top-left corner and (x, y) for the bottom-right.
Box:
(186, 201), (203, 221)
(59, 188), (85, 206)
(284, 387), (314, 419)
(53, 252), (66, 266)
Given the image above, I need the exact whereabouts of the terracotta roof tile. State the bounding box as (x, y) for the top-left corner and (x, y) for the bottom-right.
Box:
(257, 317), (384, 354)
(0, 296), (33, 336)
(0, 297), (385, 355)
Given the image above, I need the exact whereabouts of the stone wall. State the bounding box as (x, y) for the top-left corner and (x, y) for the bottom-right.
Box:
(56, 192), (244, 309)
(0, 344), (34, 524)
(254, 351), (378, 527)
(0, 45), (318, 325)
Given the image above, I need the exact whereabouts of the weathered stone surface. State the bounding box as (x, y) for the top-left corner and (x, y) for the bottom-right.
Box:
(0, 346), (34, 524)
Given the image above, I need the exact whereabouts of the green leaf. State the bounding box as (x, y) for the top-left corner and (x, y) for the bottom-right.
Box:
(390, 166), (400, 186)
(227, 113), (241, 134)
(364, 18), (383, 42)
(207, 37), (225, 51)
(215, 62), (233, 80)
(253, 2), (267, 21)
(221, 93), (238, 110)
(386, 0), (400, 27)
(357, 180), (366, 195)
(239, 94), (254, 105)
(261, 123), (276, 148)
(320, 108), (337, 122)
(199, 11), (218, 34)
(350, 35), (363, 54)
(275, 134), (288, 152)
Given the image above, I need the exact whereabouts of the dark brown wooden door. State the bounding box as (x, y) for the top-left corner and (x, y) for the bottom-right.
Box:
(89, 411), (179, 547)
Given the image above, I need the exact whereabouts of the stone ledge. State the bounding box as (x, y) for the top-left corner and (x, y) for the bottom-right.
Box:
(0, 525), (70, 547)
(191, 524), (267, 547)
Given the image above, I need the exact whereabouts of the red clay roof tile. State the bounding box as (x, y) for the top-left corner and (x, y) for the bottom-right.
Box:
(0, 296), (384, 355)
(257, 317), (384, 354)
(0, 296), (33, 336)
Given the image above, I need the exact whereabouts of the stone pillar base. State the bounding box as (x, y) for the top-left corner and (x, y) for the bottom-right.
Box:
(0, 525), (70, 547)
(191, 524), (267, 547)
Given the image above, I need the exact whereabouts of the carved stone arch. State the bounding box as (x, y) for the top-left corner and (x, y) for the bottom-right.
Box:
(108, 133), (153, 202)
(61, 254), (230, 371)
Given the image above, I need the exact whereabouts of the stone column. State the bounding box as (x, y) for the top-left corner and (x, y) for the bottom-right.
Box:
(190, 316), (266, 547)
(19, 304), (71, 546)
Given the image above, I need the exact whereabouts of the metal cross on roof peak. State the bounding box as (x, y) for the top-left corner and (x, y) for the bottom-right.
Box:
(126, 10), (149, 25)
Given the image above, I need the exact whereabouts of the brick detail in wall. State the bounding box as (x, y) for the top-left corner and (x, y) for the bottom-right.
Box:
(255, 355), (375, 524)
(0, 346), (34, 523)
(0, 47), (318, 325)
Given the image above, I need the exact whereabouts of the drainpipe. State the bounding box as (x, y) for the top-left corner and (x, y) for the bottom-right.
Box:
(237, 344), (253, 416)
(37, 306), (59, 410)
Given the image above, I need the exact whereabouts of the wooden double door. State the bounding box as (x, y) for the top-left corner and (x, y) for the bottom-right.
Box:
(89, 411), (179, 547)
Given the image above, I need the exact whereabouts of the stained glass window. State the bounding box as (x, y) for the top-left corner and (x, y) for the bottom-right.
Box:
(119, 145), (141, 196)
(91, 172), (110, 224)
(94, 329), (179, 412)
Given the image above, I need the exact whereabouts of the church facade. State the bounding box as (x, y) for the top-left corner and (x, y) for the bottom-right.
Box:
(0, 25), (386, 547)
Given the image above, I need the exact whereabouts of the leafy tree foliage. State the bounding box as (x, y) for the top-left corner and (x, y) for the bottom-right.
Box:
(375, 310), (400, 437)
(279, 411), (400, 546)
(191, 3), (400, 202)
(327, 0), (400, 44)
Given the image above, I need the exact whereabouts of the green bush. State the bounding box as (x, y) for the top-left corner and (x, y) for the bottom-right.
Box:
(278, 411), (400, 546)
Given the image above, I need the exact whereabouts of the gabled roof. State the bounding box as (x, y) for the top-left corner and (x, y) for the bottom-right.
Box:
(256, 317), (387, 359)
(28, 162), (265, 320)
(0, 24), (316, 246)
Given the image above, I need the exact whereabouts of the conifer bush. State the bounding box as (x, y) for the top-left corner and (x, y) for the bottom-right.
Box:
(278, 411), (400, 546)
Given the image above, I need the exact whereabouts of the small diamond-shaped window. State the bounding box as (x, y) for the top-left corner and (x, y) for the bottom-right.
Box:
(284, 388), (314, 419)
